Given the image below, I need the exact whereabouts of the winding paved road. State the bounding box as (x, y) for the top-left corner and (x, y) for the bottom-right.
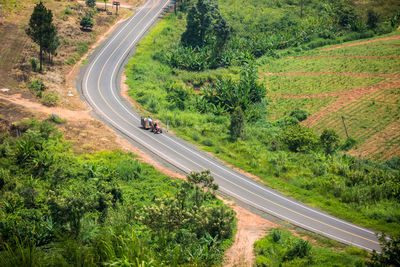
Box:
(80, 0), (381, 252)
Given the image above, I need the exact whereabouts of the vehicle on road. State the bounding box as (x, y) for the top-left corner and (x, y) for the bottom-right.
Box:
(141, 117), (162, 134)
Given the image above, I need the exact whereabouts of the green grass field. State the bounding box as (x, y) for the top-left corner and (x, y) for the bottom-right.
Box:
(261, 56), (400, 74)
(265, 74), (385, 95)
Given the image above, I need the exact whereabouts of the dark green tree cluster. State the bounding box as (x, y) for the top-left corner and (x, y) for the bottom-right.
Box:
(26, 1), (60, 72)
(202, 63), (266, 116)
(168, 0), (230, 70)
(181, 0), (230, 49)
(280, 126), (340, 154)
(369, 233), (400, 267)
(85, 0), (96, 8)
(80, 15), (94, 30)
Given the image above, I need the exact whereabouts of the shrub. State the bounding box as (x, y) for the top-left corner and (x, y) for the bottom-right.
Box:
(85, 0), (96, 8)
(341, 136), (357, 151)
(63, 6), (72, 15)
(229, 106), (245, 141)
(41, 93), (58, 106)
(320, 129), (340, 155)
(80, 15), (94, 30)
(30, 79), (46, 97)
(280, 125), (319, 152)
(289, 109), (308, 122)
(271, 228), (282, 242)
(367, 9), (380, 29)
(66, 57), (75, 66)
(284, 239), (311, 261)
(202, 139), (214, 147)
(369, 233), (400, 267)
(30, 58), (40, 72)
(48, 114), (65, 124)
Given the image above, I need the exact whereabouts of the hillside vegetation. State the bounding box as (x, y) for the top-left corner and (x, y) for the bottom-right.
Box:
(254, 228), (367, 266)
(0, 0), (132, 108)
(0, 119), (235, 265)
(125, 0), (400, 237)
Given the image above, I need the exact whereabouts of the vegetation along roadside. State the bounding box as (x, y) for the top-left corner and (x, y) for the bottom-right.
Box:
(125, 0), (400, 237)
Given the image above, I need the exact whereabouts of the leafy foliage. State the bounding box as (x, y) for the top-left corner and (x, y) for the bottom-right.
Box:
(125, 0), (400, 237)
(280, 125), (319, 152)
(85, 0), (96, 8)
(29, 79), (46, 97)
(202, 63), (266, 116)
(0, 120), (235, 265)
(255, 228), (366, 266)
(320, 129), (340, 155)
(229, 106), (245, 140)
(80, 15), (94, 30)
(369, 233), (400, 267)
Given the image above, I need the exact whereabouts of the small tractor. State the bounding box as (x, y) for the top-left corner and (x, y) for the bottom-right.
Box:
(141, 117), (163, 134)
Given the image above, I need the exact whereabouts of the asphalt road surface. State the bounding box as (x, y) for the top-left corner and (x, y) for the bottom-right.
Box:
(80, 0), (382, 252)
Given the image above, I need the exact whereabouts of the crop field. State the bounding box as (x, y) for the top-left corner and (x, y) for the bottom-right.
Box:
(267, 97), (336, 120)
(262, 33), (400, 160)
(265, 74), (385, 95)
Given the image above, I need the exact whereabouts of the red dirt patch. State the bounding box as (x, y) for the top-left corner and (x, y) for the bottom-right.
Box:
(223, 200), (278, 267)
(320, 35), (400, 51)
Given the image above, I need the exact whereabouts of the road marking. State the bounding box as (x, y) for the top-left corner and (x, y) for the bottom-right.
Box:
(83, 0), (380, 249)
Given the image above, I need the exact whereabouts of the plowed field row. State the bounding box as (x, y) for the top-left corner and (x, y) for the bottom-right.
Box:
(264, 34), (400, 159)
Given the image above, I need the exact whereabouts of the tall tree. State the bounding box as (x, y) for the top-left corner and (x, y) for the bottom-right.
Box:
(181, 0), (229, 48)
(26, 1), (58, 72)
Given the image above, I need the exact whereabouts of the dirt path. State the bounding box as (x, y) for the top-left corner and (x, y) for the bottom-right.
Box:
(223, 201), (278, 267)
(320, 35), (400, 51)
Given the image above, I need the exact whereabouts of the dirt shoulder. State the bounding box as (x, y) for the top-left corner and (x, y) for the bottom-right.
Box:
(223, 200), (278, 267)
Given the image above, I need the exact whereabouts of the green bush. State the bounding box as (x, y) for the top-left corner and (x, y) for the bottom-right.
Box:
(341, 136), (357, 151)
(85, 0), (96, 8)
(80, 15), (94, 30)
(320, 129), (340, 155)
(29, 58), (40, 72)
(290, 109), (308, 122)
(30, 79), (46, 97)
(48, 114), (66, 124)
(229, 106), (245, 140)
(280, 125), (319, 152)
(41, 93), (58, 106)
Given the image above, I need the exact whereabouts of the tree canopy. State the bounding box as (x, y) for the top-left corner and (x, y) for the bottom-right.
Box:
(181, 0), (230, 48)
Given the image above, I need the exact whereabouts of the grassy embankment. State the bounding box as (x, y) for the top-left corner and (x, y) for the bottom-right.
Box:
(254, 228), (368, 266)
(124, 0), (400, 237)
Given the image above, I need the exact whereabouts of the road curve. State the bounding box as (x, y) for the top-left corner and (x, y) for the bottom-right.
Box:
(80, 0), (381, 252)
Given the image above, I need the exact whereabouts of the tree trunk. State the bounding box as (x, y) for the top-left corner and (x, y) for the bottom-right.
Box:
(39, 46), (43, 72)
